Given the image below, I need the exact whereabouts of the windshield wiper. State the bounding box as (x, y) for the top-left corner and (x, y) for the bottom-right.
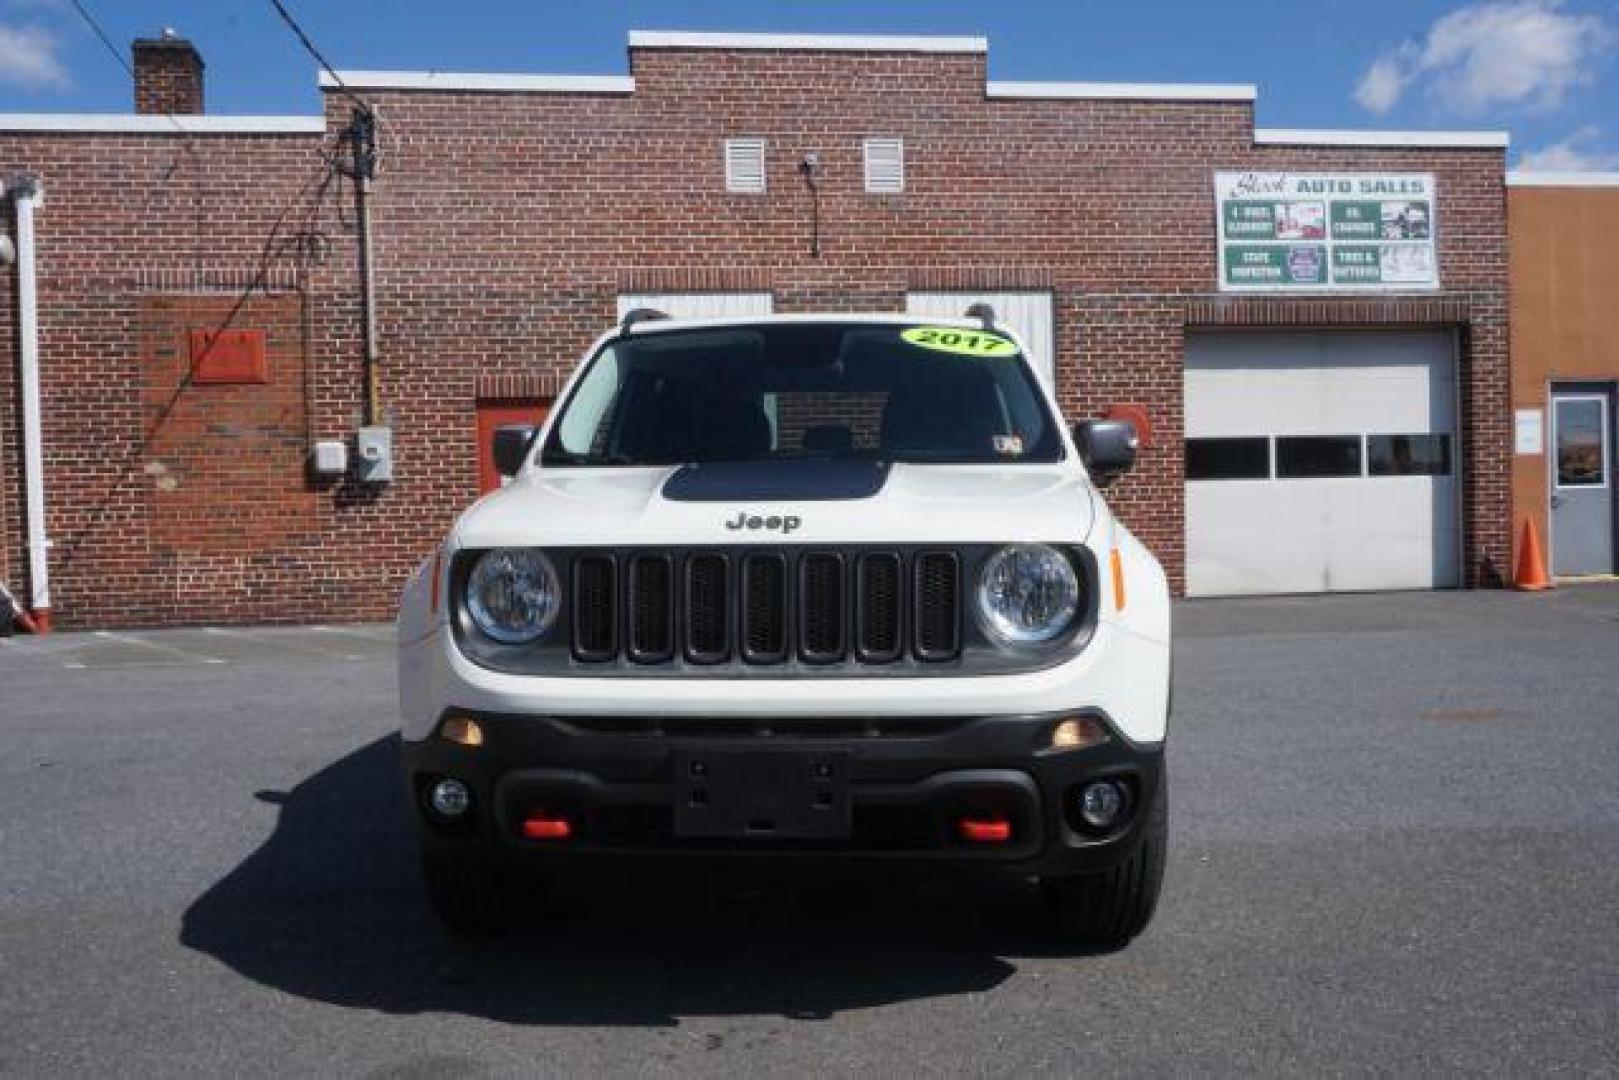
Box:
(541, 450), (642, 467)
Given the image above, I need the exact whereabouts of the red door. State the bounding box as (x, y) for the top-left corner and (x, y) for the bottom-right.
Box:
(475, 399), (550, 494)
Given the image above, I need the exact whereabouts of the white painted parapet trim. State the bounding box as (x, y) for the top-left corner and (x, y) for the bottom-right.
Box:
(0, 114), (325, 134)
(1507, 171), (1619, 187)
(321, 71), (635, 94)
(989, 80), (1256, 102)
(1256, 128), (1510, 148)
(628, 31), (988, 53)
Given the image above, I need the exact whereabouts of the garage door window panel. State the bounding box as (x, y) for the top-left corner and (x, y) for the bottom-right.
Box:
(1368, 433), (1452, 477)
(1186, 437), (1270, 481)
(1276, 436), (1362, 479)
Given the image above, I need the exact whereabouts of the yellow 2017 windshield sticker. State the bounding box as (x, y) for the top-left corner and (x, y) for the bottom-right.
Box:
(900, 326), (1018, 357)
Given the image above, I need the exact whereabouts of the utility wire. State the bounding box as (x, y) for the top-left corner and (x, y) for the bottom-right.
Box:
(67, 1), (211, 291)
(267, 0), (372, 116)
(67, 0), (198, 140)
(68, 0), (132, 78)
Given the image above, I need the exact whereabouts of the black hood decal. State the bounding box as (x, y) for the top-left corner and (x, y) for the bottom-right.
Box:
(661, 459), (891, 503)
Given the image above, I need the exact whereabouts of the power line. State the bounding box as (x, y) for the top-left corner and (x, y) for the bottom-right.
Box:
(68, 0), (133, 78)
(67, 0), (203, 148)
(266, 0), (372, 116)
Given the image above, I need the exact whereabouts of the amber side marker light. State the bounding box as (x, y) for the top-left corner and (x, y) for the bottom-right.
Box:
(1051, 715), (1108, 750)
(957, 817), (1012, 844)
(523, 814), (573, 840)
(1110, 547), (1127, 611)
(439, 716), (485, 747)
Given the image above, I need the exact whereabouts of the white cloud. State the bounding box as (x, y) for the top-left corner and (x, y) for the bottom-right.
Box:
(1517, 126), (1619, 171)
(0, 22), (70, 92)
(1354, 2), (1610, 116)
(1354, 52), (1414, 112)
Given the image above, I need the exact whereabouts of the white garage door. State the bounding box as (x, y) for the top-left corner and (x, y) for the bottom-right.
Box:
(1185, 331), (1459, 596)
(616, 292), (774, 320)
(906, 291), (1055, 389)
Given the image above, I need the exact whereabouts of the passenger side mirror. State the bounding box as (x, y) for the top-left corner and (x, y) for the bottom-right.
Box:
(1073, 419), (1139, 479)
(492, 424), (537, 479)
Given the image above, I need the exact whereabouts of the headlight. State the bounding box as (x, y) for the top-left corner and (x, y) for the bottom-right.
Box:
(975, 544), (1081, 645)
(464, 549), (561, 644)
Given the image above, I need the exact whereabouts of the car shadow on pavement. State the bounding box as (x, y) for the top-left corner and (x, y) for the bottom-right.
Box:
(180, 736), (1101, 1024)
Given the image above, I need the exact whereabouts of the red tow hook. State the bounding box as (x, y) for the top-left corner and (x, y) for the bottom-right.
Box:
(957, 817), (1012, 844)
(522, 814), (573, 840)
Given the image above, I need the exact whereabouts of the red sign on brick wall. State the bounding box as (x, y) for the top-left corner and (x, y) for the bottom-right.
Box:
(190, 328), (268, 385)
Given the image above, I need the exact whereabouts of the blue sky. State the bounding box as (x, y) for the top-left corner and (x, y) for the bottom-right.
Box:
(2, 1), (1616, 170)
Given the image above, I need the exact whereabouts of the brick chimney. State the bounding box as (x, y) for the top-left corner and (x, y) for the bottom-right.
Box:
(132, 29), (204, 115)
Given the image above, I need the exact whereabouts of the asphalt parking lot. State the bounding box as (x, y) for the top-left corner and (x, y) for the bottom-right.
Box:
(2, 589), (1617, 1076)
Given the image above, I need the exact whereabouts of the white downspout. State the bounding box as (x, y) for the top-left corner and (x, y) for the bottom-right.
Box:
(12, 175), (50, 631)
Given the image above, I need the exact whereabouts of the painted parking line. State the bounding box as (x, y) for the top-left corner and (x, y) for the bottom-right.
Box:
(59, 628), (229, 670)
(308, 625), (393, 647)
(201, 626), (367, 662)
(82, 630), (226, 666)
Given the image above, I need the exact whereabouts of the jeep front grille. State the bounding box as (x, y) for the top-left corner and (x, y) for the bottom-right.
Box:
(569, 548), (963, 668)
(571, 555), (617, 662)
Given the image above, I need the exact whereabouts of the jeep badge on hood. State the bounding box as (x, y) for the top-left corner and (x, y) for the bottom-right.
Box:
(725, 511), (802, 534)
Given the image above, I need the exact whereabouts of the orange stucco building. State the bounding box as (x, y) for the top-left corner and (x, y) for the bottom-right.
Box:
(1509, 175), (1619, 578)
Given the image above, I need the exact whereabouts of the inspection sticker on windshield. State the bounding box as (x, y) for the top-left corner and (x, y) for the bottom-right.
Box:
(993, 434), (1025, 457)
(900, 326), (1018, 357)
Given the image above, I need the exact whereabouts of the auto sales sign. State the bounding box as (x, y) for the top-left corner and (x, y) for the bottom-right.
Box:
(1215, 172), (1439, 292)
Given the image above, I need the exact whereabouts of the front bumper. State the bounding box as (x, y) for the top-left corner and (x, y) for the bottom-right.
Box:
(403, 710), (1163, 878)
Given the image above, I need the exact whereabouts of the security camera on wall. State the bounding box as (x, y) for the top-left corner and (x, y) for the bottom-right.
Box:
(0, 234), (14, 266)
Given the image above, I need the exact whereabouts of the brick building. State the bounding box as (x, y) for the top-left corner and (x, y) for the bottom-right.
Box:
(2, 31), (1512, 629)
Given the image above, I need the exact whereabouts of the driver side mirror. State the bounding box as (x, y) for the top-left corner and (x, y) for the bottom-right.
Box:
(492, 424), (537, 479)
(1073, 419), (1139, 479)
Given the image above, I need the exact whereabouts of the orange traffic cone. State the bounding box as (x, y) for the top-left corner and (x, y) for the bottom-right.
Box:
(1513, 518), (1552, 591)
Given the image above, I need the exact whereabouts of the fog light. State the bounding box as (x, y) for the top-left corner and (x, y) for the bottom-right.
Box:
(1051, 716), (1107, 750)
(439, 716), (484, 747)
(429, 778), (471, 818)
(1078, 780), (1126, 830)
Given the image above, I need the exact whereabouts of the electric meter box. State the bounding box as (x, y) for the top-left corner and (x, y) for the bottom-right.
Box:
(356, 426), (393, 484)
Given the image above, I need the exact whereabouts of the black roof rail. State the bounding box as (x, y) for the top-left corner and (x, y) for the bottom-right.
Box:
(963, 302), (996, 329)
(620, 307), (671, 333)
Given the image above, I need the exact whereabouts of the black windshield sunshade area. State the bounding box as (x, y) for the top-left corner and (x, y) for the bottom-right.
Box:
(541, 322), (1063, 467)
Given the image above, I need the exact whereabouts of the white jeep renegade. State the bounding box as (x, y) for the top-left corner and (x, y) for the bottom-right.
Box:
(397, 310), (1172, 945)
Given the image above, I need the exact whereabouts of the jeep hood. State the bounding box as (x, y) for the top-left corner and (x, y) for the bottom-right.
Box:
(451, 462), (1097, 549)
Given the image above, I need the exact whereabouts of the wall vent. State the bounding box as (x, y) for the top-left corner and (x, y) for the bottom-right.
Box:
(863, 138), (905, 194)
(724, 138), (767, 193)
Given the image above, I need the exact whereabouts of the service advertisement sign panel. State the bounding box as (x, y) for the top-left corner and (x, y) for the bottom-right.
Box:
(1216, 171), (1439, 292)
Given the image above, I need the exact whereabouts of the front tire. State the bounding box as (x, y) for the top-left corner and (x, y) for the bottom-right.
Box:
(420, 847), (518, 936)
(1040, 780), (1167, 947)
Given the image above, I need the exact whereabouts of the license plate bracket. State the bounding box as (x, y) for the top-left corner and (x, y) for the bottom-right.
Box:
(673, 750), (851, 839)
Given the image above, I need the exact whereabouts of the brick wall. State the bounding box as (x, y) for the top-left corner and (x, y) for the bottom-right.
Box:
(133, 39), (205, 116)
(0, 132), (336, 624)
(0, 43), (1511, 627)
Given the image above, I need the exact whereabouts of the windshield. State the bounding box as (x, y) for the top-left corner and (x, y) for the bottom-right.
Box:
(541, 322), (1064, 467)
